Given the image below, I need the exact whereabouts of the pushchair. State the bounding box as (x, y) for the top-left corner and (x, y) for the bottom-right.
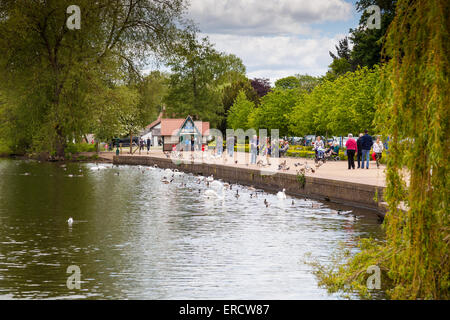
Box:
(314, 148), (326, 164)
(323, 151), (340, 162)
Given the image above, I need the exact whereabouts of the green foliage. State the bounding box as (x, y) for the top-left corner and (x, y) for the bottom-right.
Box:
(290, 67), (380, 137)
(65, 143), (97, 154)
(220, 77), (259, 131)
(0, 140), (12, 156)
(308, 0), (449, 300)
(275, 76), (301, 90)
(305, 239), (390, 299)
(136, 71), (169, 126)
(227, 90), (256, 130)
(0, 0), (188, 158)
(374, 0), (449, 299)
(326, 58), (353, 80)
(164, 33), (246, 127)
(249, 88), (301, 136)
(350, 0), (397, 69)
(296, 172), (306, 189)
(295, 74), (323, 93)
(327, 1), (397, 77)
(92, 85), (142, 142)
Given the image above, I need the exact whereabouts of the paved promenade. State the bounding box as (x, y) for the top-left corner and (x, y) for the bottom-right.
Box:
(99, 149), (387, 188)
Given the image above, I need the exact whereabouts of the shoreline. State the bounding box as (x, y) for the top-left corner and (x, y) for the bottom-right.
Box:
(113, 154), (387, 219)
(1, 152), (387, 218)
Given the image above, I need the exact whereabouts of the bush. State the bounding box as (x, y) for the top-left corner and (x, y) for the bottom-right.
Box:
(65, 143), (97, 154)
(0, 143), (12, 156)
(235, 144), (250, 153)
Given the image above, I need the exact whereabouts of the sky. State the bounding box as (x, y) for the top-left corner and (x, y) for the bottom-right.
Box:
(185, 0), (361, 83)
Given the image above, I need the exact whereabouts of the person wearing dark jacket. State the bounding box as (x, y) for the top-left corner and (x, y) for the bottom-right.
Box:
(357, 133), (363, 168)
(146, 138), (151, 154)
(360, 130), (373, 169)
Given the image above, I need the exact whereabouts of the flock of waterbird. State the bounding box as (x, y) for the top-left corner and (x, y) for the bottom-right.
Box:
(163, 151), (327, 175)
(65, 163), (352, 225)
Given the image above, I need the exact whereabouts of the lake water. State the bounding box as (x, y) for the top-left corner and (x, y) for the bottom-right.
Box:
(0, 159), (383, 299)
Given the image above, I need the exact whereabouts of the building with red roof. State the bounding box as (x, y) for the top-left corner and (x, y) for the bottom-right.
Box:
(143, 115), (210, 152)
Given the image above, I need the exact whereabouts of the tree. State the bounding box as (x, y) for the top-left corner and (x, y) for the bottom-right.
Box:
(296, 74), (322, 93)
(227, 90), (255, 131)
(90, 86), (141, 148)
(308, 0), (449, 300)
(290, 67), (379, 137)
(164, 32), (246, 128)
(250, 78), (272, 98)
(350, 0), (397, 69)
(275, 76), (301, 90)
(250, 88), (300, 136)
(0, 0), (188, 157)
(326, 58), (353, 81)
(136, 71), (169, 126)
(220, 77), (259, 131)
(326, 1), (397, 78)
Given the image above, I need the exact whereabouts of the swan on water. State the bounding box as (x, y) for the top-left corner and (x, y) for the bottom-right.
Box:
(210, 180), (223, 188)
(68, 217), (73, 225)
(206, 175), (214, 183)
(90, 165), (107, 171)
(204, 189), (218, 198)
(277, 188), (287, 200)
(204, 187), (226, 200)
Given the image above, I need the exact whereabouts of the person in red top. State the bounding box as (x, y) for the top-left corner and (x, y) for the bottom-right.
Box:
(345, 134), (358, 170)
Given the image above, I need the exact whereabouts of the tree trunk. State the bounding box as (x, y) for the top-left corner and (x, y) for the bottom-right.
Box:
(130, 132), (133, 155)
(55, 124), (66, 160)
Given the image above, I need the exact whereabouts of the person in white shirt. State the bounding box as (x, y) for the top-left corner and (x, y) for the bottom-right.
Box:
(373, 137), (384, 168)
(314, 136), (325, 159)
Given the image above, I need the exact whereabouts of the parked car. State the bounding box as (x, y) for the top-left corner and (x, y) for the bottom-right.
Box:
(112, 137), (139, 148)
(289, 137), (304, 145)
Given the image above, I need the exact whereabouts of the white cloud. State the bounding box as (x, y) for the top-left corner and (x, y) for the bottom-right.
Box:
(204, 33), (348, 83)
(189, 0), (353, 35)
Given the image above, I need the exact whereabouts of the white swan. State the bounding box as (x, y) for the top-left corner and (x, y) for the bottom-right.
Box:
(206, 175), (214, 183)
(210, 180), (223, 188)
(67, 217), (74, 225)
(204, 186), (226, 200)
(90, 165), (107, 171)
(277, 188), (287, 200)
(204, 189), (218, 197)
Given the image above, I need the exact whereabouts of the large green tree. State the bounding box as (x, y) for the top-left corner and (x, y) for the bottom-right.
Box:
(350, 0), (397, 68)
(327, 0), (397, 79)
(249, 88), (301, 136)
(227, 90), (255, 131)
(0, 0), (188, 157)
(220, 77), (259, 132)
(164, 32), (246, 128)
(135, 71), (169, 126)
(290, 67), (379, 137)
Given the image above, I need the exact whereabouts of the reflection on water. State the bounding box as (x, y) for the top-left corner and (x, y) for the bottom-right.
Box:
(0, 159), (384, 299)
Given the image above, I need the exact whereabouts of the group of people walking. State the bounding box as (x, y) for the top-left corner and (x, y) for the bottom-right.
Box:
(139, 138), (152, 153)
(218, 136), (289, 164)
(345, 130), (384, 170)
